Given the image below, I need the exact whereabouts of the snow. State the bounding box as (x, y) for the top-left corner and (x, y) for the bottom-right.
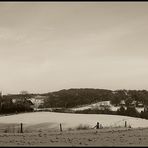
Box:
(0, 112), (148, 130)
(70, 101), (144, 113)
(71, 101), (111, 111)
(71, 101), (121, 112)
(136, 107), (144, 113)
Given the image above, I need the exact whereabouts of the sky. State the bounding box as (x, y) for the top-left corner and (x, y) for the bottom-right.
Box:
(0, 2), (148, 95)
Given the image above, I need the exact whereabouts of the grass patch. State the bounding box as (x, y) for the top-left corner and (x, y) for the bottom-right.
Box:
(76, 124), (91, 130)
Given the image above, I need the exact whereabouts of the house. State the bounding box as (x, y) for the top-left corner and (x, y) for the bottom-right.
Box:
(129, 100), (136, 108)
(99, 101), (110, 107)
(119, 100), (126, 106)
(12, 98), (26, 104)
(12, 98), (34, 106)
(98, 101), (111, 110)
(24, 100), (34, 110)
(136, 101), (144, 107)
(28, 95), (47, 110)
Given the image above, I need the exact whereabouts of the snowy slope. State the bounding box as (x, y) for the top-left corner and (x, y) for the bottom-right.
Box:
(0, 112), (148, 131)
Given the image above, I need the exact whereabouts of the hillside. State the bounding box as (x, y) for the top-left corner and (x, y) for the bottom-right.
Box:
(43, 88), (148, 108)
(43, 88), (113, 108)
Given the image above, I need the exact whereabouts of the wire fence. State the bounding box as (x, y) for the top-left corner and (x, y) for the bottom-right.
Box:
(0, 119), (132, 134)
(0, 123), (20, 133)
(0, 123), (60, 133)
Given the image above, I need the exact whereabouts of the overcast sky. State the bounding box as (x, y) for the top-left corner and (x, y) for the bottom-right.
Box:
(0, 2), (148, 94)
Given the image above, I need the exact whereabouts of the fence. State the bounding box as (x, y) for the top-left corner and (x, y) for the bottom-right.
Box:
(0, 122), (64, 133)
(0, 123), (24, 133)
(0, 120), (132, 134)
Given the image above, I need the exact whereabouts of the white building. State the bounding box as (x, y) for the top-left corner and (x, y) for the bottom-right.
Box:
(28, 95), (47, 110)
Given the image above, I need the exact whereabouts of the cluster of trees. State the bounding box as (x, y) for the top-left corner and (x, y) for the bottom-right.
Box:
(117, 106), (141, 117)
(43, 89), (148, 108)
(0, 93), (34, 114)
(43, 88), (113, 108)
(110, 90), (148, 106)
(74, 106), (148, 120)
(117, 106), (148, 119)
(75, 108), (117, 115)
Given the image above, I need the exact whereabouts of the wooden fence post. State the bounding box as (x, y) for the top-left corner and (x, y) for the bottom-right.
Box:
(100, 124), (102, 129)
(12, 124), (15, 133)
(125, 121), (127, 128)
(60, 123), (62, 132)
(20, 123), (23, 133)
(96, 122), (99, 129)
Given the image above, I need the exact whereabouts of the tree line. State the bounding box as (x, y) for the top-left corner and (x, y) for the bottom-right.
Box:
(74, 105), (148, 120)
(1, 88), (148, 118)
(43, 89), (148, 108)
(0, 94), (34, 114)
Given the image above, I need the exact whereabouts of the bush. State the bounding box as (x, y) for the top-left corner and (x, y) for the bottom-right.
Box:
(76, 124), (91, 130)
(140, 111), (148, 119)
(125, 107), (140, 117)
(75, 108), (117, 115)
(117, 106), (126, 115)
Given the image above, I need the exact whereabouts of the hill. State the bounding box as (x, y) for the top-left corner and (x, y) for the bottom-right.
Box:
(43, 88), (148, 108)
(43, 88), (114, 108)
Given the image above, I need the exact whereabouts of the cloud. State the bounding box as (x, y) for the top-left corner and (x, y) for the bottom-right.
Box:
(0, 2), (148, 94)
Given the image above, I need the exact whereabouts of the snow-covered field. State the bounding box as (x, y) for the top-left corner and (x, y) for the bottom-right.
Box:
(71, 101), (120, 111)
(0, 112), (148, 132)
(70, 101), (144, 113)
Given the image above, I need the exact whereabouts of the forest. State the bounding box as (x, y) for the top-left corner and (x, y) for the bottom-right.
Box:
(43, 88), (148, 108)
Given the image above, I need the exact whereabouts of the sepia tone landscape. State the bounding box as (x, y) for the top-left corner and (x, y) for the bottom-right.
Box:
(0, 2), (148, 147)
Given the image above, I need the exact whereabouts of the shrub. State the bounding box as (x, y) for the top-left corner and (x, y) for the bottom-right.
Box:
(76, 124), (91, 130)
(125, 107), (140, 117)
